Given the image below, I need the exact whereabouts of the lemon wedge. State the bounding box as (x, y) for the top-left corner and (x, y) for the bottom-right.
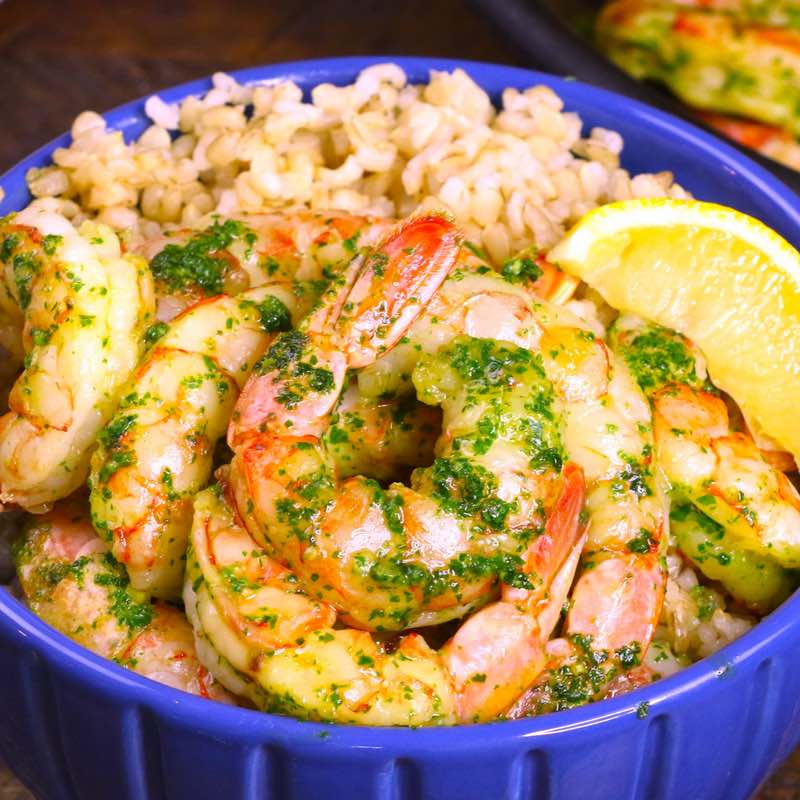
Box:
(549, 198), (800, 459)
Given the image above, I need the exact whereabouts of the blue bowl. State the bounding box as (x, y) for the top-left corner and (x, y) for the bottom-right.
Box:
(2, 57), (800, 800)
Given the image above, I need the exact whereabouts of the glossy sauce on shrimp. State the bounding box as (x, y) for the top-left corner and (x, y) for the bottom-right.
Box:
(6, 201), (797, 727)
(13, 497), (233, 703)
(189, 215), (596, 723)
(0, 208), (154, 509)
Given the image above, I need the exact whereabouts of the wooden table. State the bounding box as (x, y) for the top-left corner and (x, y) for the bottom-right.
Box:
(0, 0), (797, 797)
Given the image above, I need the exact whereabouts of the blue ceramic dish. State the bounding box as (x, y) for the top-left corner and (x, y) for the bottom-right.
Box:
(1, 57), (799, 800)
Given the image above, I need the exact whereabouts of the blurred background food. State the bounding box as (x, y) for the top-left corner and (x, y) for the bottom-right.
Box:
(475, 0), (800, 182)
(596, 0), (800, 171)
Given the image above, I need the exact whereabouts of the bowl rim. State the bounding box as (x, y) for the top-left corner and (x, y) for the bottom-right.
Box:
(2, 54), (800, 750)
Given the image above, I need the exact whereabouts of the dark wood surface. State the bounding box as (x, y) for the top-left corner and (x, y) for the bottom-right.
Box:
(0, 1), (797, 797)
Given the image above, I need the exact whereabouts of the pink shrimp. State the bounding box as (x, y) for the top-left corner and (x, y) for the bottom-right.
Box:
(13, 497), (234, 702)
(185, 214), (590, 723)
(184, 469), (584, 724)
(507, 323), (668, 716)
(226, 214), (583, 632)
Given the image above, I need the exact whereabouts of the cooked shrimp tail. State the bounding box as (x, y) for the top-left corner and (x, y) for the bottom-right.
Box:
(441, 463), (586, 722)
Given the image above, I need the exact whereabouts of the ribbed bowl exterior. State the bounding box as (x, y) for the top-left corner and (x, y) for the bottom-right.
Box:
(2, 57), (800, 800)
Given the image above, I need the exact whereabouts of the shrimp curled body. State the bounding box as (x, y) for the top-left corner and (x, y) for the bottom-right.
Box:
(13, 498), (233, 702)
(184, 215), (595, 724)
(0, 209), (154, 510)
(89, 283), (309, 600)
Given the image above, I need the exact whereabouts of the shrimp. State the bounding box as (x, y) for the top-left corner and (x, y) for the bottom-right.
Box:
(135, 211), (395, 323)
(13, 497), (233, 701)
(652, 384), (800, 568)
(324, 379), (440, 483)
(597, 0), (800, 137)
(512, 312), (800, 716)
(138, 211), (576, 324)
(201, 214), (592, 722)
(0, 208), (154, 510)
(227, 215), (585, 632)
(185, 483), (455, 724)
(611, 317), (800, 572)
(547, 326), (667, 642)
(88, 283), (310, 600)
(356, 249), (668, 709)
(669, 503), (794, 613)
(610, 312), (797, 473)
(14, 496), (139, 657)
(504, 321), (669, 716)
(185, 474), (584, 724)
(117, 603), (234, 702)
(695, 111), (800, 173)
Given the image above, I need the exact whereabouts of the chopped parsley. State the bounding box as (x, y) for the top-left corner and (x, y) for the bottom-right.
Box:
(94, 553), (153, 630)
(98, 414), (137, 450)
(42, 234), (63, 256)
(500, 252), (542, 285)
(429, 455), (513, 529)
(30, 326), (55, 347)
(615, 322), (710, 395)
(627, 528), (656, 554)
(523, 633), (644, 714)
(253, 295), (291, 333)
(144, 321), (169, 346)
(12, 251), (41, 309)
(256, 330), (335, 408)
(0, 232), (20, 263)
(150, 219), (252, 294)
